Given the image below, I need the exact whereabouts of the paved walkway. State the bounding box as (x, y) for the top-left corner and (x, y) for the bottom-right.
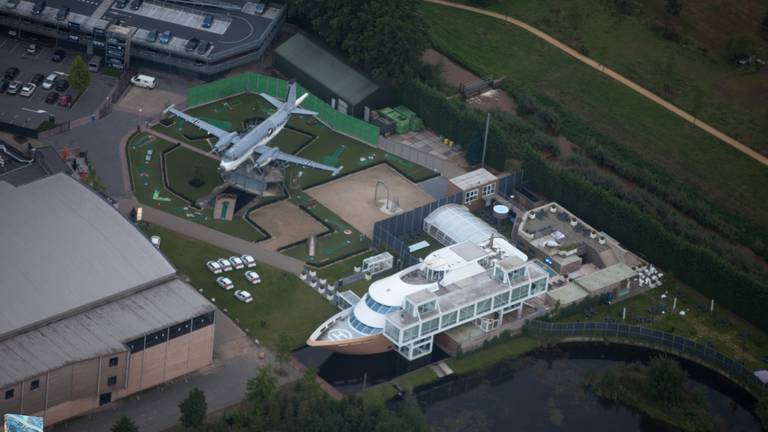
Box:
(425, 0), (768, 167)
(118, 198), (305, 275)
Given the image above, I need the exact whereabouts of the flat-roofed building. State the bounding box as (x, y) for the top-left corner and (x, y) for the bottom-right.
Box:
(0, 174), (215, 426)
(446, 168), (499, 211)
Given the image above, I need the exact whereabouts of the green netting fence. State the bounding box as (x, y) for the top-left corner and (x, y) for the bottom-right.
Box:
(186, 73), (380, 146)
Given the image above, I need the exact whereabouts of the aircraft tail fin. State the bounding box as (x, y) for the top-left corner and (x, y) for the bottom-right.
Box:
(287, 80), (297, 106)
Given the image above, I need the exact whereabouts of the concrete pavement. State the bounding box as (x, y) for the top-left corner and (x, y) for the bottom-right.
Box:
(425, 0), (768, 167)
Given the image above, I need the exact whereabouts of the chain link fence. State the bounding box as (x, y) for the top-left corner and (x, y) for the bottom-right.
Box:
(526, 320), (767, 397)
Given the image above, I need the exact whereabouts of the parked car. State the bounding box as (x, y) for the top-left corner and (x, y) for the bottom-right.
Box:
(196, 40), (212, 55)
(25, 44), (38, 55)
(129, 74), (157, 89)
(253, 0), (269, 14)
(41, 73), (58, 90)
(229, 256), (244, 270)
(241, 254), (256, 268)
(146, 29), (158, 42)
(115, 0), (128, 8)
(129, 0), (142, 10)
(54, 79), (68, 92)
(206, 260), (222, 274)
(0, 80), (8, 93)
(234, 290), (253, 304)
(44, 91), (58, 104)
(57, 94), (72, 107)
(216, 276), (234, 290)
(30, 73), (44, 85)
(184, 38), (199, 52)
(7, 29), (18, 36)
(217, 258), (233, 272)
(4, 67), (19, 80)
(19, 83), (36, 97)
(7, 80), (21, 95)
(116, 17), (127, 26)
(244, 271), (261, 285)
(51, 49), (66, 62)
(159, 30), (172, 44)
(56, 7), (69, 20)
(31, 0), (46, 15)
(150, 235), (161, 248)
(202, 14), (214, 29)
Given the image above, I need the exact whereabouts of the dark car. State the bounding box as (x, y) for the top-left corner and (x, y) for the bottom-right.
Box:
(146, 29), (158, 42)
(54, 79), (69, 92)
(31, 73), (44, 85)
(129, 0), (142, 10)
(115, 0), (128, 8)
(4, 67), (19, 80)
(202, 14), (213, 28)
(31, 0), (45, 15)
(56, 6), (69, 20)
(45, 92), (59, 104)
(51, 49), (66, 62)
(184, 38), (199, 52)
(0, 80), (9, 93)
(196, 40), (211, 55)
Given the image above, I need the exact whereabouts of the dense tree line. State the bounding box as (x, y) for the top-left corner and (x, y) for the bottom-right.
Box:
(288, 0), (429, 81)
(398, 79), (768, 332)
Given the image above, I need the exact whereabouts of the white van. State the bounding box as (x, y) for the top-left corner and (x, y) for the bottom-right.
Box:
(129, 74), (157, 89)
(88, 55), (102, 72)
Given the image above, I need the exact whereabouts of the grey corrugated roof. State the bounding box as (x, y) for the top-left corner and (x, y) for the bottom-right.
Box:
(274, 33), (379, 105)
(0, 279), (213, 387)
(575, 263), (636, 294)
(0, 174), (176, 339)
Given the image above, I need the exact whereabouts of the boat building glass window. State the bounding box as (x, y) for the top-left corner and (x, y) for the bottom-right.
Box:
(364, 295), (400, 314)
(349, 315), (380, 335)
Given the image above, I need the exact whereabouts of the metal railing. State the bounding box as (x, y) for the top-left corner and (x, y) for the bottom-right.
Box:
(525, 320), (767, 397)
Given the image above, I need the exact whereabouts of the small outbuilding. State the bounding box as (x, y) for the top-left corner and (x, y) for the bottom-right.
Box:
(273, 33), (391, 120)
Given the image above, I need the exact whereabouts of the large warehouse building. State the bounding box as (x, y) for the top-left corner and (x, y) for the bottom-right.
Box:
(0, 174), (215, 426)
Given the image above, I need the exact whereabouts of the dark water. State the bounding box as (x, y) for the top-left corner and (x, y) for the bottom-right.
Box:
(422, 343), (762, 432)
(293, 346), (448, 394)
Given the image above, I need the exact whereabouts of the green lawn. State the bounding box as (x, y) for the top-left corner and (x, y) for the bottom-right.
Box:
(554, 282), (768, 370)
(451, 0), (768, 155)
(422, 3), (768, 230)
(141, 224), (337, 349)
(164, 146), (222, 202)
(361, 334), (541, 406)
(279, 191), (371, 265)
(315, 251), (377, 282)
(126, 133), (266, 241)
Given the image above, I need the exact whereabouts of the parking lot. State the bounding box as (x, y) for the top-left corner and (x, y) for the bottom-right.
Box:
(0, 32), (117, 128)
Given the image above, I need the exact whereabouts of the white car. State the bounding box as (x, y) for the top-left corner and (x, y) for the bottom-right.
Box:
(217, 258), (233, 272)
(19, 83), (36, 97)
(150, 235), (161, 248)
(234, 290), (253, 304)
(41, 73), (58, 90)
(216, 276), (234, 290)
(244, 271), (261, 285)
(241, 254), (256, 268)
(206, 260), (222, 274)
(229, 256), (244, 270)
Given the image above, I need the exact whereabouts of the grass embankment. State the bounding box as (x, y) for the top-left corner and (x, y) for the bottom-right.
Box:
(422, 3), (768, 232)
(126, 133), (266, 241)
(589, 363), (715, 431)
(451, 0), (768, 155)
(141, 224), (336, 349)
(554, 282), (768, 370)
(361, 334), (540, 406)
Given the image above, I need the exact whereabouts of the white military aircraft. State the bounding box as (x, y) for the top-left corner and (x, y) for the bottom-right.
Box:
(164, 81), (342, 175)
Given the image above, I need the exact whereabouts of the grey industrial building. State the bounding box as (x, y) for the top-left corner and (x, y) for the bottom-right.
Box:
(273, 33), (391, 120)
(0, 174), (215, 426)
(0, 0), (285, 78)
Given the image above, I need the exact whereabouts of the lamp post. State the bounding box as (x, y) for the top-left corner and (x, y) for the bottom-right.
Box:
(138, 106), (143, 129)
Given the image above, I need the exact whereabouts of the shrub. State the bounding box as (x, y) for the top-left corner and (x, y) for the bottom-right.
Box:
(515, 92), (538, 116)
(534, 107), (561, 134)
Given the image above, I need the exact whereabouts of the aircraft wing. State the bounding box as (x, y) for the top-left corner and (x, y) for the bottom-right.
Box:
(291, 107), (318, 116)
(164, 105), (231, 139)
(259, 93), (285, 110)
(253, 146), (342, 175)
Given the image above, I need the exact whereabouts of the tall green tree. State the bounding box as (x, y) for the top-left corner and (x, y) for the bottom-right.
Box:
(178, 387), (207, 429)
(111, 416), (139, 432)
(665, 0), (682, 16)
(644, 356), (687, 403)
(761, 13), (768, 38)
(275, 332), (292, 373)
(68, 56), (91, 93)
(246, 365), (277, 405)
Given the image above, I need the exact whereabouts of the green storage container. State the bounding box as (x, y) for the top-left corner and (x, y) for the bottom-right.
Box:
(410, 116), (424, 132)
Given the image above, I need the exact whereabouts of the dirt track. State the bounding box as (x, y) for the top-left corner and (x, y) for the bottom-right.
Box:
(249, 200), (327, 251)
(425, 0), (768, 167)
